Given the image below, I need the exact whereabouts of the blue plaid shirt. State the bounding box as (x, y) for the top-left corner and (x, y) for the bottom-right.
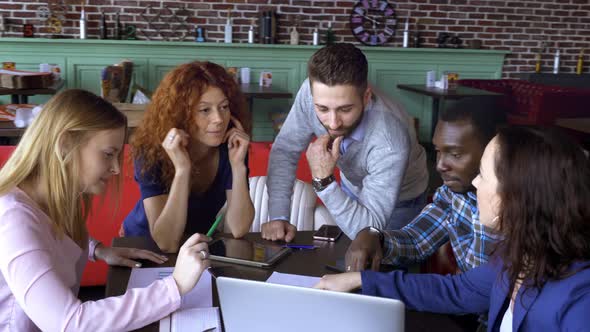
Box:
(383, 185), (501, 272)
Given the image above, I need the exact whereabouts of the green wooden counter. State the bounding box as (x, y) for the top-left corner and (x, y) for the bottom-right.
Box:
(0, 38), (508, 141)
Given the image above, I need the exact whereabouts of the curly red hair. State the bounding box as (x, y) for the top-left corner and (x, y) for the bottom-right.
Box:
(130, 61), (250, 189)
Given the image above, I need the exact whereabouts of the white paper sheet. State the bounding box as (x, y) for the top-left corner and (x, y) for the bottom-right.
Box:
(265, 272), (321, 288)
(160, 307), (221, 332)
(159, 314), (171, 332)
(173, 307), (221, 332)
(127, 267), (213, 309)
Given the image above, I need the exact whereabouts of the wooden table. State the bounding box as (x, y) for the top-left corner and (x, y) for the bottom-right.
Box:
(113, 103), (145, 129)
(239, 83), (293, 113)
(555, 117), (590, 134)
(0, 103), (144, 139)
(240, 83), (293, 100)
(555, 117), (590, 150)
(0, 79), (65, 104)
(106, 232), (465, 332)
(397, 84), (503, 138)
(0, 82), (292, 140)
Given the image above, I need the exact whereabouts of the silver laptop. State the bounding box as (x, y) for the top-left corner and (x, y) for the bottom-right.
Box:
(216, 277), (404, 332)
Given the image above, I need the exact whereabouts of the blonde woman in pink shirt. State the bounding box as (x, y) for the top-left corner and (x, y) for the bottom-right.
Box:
(0, 89), (211, 331)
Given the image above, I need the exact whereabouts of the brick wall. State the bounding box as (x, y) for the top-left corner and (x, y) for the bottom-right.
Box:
(1, 0), (589, 77)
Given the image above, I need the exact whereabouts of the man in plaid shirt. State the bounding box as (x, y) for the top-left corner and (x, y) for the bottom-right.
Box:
(345, 97), (505, 272)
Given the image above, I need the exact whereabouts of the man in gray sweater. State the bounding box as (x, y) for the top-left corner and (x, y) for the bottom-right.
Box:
(262, 43), (429, 242)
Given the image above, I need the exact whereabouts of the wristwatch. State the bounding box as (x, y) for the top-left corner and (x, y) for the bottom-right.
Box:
(366, 226), (385, 247)
(312, 174), (335, 192)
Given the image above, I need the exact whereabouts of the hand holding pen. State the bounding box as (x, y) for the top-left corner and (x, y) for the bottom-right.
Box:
(206, 214), (224, 237)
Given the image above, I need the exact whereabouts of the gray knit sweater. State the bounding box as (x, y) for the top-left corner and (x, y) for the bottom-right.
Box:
(267, 79), (428, 238)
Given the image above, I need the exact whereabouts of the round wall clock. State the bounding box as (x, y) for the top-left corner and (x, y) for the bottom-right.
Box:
(350, 0), (397, 46)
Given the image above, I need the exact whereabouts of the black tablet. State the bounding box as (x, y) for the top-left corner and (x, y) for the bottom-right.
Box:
(208, 238), (291, 268)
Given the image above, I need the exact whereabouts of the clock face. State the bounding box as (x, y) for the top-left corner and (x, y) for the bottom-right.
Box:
(350, 0), (397, 46)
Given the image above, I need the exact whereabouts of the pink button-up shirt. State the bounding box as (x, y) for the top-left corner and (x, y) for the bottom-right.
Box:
(0, 187), (181, 331)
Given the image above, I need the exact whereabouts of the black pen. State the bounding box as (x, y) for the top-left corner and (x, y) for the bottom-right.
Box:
(282, 244), (317, 250)
(325, 264), (345, 273)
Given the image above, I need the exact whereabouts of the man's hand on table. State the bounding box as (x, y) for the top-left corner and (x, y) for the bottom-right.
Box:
(345, 228), (383, 272)
(261, 220), (297, 242)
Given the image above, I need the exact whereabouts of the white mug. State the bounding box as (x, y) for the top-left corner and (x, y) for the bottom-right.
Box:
(426, 70), (436, 87)
(39, 63), (52, 73)
(40, 63), (60, 79)
(240, 67), (250, 84)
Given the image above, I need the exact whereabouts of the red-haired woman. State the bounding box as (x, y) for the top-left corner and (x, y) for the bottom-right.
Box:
(123, 61), (254, 252)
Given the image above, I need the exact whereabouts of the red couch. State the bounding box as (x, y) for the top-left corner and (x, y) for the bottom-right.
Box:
(458, 79), (590, 126)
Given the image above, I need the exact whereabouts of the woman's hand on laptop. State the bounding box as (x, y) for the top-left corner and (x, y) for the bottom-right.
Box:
(172, 233), (211, 296)
(313, 272), (362, 292)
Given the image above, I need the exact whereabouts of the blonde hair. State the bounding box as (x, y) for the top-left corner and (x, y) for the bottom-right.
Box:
(0, 89), (127, 247)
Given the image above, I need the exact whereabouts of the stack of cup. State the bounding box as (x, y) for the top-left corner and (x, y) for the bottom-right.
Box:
(426, 70), (436, 88)
(240, 67), (250, 84)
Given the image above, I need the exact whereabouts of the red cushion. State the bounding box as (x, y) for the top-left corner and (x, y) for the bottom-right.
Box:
(249, 142), (340, 183)
(249, 142), (314, 181)
(420, 242), (460, 275)
(0, 145), (14, 166)
(83, 145), (138, 285)
(459, 79), (590, 126)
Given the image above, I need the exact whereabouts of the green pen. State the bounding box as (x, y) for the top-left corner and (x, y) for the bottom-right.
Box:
(206, 214), (224, 237)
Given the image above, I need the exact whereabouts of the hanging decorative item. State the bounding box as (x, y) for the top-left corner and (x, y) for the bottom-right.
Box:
(349, 0), (397, 46)
(36, 6), (51, 20)
(436, 32), (463, 48)
(138, 5), (191, 41)
(122, 25), (137, 40)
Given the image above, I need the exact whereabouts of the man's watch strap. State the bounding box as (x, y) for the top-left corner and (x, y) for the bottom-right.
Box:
(312, 174), (335, 192)
(366, 226), (385, 247)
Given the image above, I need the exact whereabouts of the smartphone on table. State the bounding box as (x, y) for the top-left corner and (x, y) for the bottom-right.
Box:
(313, 225), (342, 242)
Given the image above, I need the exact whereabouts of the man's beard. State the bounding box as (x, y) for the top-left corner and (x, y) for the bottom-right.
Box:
(324, 101), (366, 140)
